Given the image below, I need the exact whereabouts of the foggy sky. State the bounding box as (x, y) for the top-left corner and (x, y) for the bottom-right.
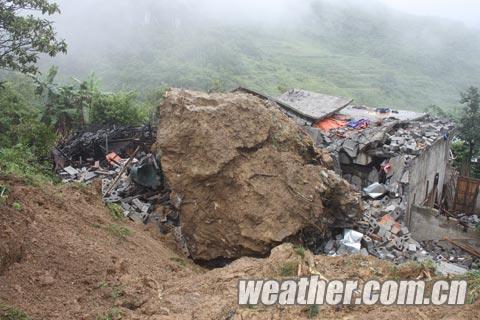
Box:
(379, 0), (480, 28)
(52, 0), (480, 29)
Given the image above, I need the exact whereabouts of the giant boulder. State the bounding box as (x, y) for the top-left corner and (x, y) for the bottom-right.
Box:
(155, 89), (362, 261)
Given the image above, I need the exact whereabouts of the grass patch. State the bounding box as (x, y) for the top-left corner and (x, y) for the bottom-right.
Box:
(12, 202), (22, 211)
(106, 224), (131, 240)
(170, 257), (187, 268)
(466, 270), (480, 304)
(71, 182), (89, 191)
(421, 259), (437, 272)
(110, 285), (124, 300)
(304, 305), (319, 318)
(294, 246), (306, 258)
(279, 261), (297, 277)
(107, 203), (124, 221)
(0, 145), (54, 186)
(96, 308), (121, 320)
(0, 305), (30, 320)
(388, 265), (400, 280)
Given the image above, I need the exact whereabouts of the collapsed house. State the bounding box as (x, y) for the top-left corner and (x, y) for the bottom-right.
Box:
(53, 88), (479, 272)
(277, 90), (453, 226)
(235, 88), (479, 271)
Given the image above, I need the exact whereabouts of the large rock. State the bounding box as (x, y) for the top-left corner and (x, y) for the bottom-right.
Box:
(155, 89), (362, 261)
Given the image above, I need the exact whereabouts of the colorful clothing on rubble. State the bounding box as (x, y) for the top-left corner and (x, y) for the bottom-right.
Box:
(314, 117), (348, 132)
(347, 119), (370, 129)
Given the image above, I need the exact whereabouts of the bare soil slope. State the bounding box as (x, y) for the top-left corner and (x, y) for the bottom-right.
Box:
(0, 177), (479, 320)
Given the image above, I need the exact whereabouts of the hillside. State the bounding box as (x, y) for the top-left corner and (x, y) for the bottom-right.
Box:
(1, 176), (479, 319)
(37, 0), (480, 111)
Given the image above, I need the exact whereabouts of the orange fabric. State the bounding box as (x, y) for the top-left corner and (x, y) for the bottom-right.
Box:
(314, 117), (348, 132)
(106, 152), (123, 165)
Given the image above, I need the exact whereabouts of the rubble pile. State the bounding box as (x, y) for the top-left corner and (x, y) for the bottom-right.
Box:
(382, 117), (452, 155)
(154, 89), (363, 261)
(458, 213), (480, 229)
(53, 125), (156, 171)
(55, 126), (186, 247)
(323, 116), (452, 157)
(52, 88), (476, 273)
(421, 240), (479, 270)
(59, 150), (178, 229)
(292, 105), (463, 265)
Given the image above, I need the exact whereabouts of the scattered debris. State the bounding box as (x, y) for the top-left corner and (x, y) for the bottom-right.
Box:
(363, 182), (388, 199)
(55, 126), (180, 243)
(53, 125), (156, 171)
(53, 88), (479, 273)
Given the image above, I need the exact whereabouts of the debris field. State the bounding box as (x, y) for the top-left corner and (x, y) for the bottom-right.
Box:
(54, 88), (479, 273)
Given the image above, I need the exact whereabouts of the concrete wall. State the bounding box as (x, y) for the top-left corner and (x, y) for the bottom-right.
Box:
(406, 138), (451, 228)
(410, 205), (479, 241)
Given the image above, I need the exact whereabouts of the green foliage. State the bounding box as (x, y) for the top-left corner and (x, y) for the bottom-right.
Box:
(0, 305), (30, 320)
(12, 202), (22, 211)
(451, 141), (469, 168)
(35, 67), (88, 134)
(106, 224), (132, 240)
(279, 261), (297, 277)
(95, 308), (121, 320)
(0, 76), (58, 163)
(110, 285), (124, 300)
(90, 91), (147, 126)
(34, 67), (148, 133)
(294, 245), (306, 258)
(465, 270), (480, 304)
(457, 87), (480, 147)
(0, 82), (36, 146)
(0, 145), (52, 184)
(0, 70), (151, 184)
(456, 87), (480, 176)
(170, 257), (187, 268)
(42, 0), (480, 110)
(304, 305), (320, 318)
(0, 0), (67, 74)
(16, 121), (58, 161)
(107, 203), (124, 221)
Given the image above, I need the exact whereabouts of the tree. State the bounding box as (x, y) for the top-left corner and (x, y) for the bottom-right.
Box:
(34, 67), (83, 135)
(34, 68), (148, 135)
(0, 0), (67, 74)
(457, 86), (480, 176)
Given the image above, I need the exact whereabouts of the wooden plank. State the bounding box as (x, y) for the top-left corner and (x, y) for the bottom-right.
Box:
(453, 176), (480, 214)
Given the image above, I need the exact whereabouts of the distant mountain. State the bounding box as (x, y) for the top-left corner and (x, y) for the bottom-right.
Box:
(40, 0), (480, 110)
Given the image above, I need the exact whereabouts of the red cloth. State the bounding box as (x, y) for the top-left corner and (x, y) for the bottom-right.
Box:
(314, 117), (348, 132)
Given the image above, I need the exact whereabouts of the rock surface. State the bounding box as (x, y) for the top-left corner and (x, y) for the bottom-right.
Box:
(155, 89), (362, 261)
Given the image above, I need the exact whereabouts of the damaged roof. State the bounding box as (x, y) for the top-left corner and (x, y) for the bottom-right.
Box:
(340, 105), (427, 122)
(277, 89), (353, 122)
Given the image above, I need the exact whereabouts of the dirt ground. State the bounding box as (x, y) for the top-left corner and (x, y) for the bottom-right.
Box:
(1, 176), (479, 320)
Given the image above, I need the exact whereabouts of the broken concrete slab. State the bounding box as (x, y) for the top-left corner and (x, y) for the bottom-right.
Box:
(64, 166), (79, 176)
(342, 140), (359, 158)
(353, 152), (373, 166)
(436, 261), (469, 276)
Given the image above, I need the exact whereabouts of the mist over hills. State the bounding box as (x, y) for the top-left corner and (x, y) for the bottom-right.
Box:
(39, 0), (480, 110)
